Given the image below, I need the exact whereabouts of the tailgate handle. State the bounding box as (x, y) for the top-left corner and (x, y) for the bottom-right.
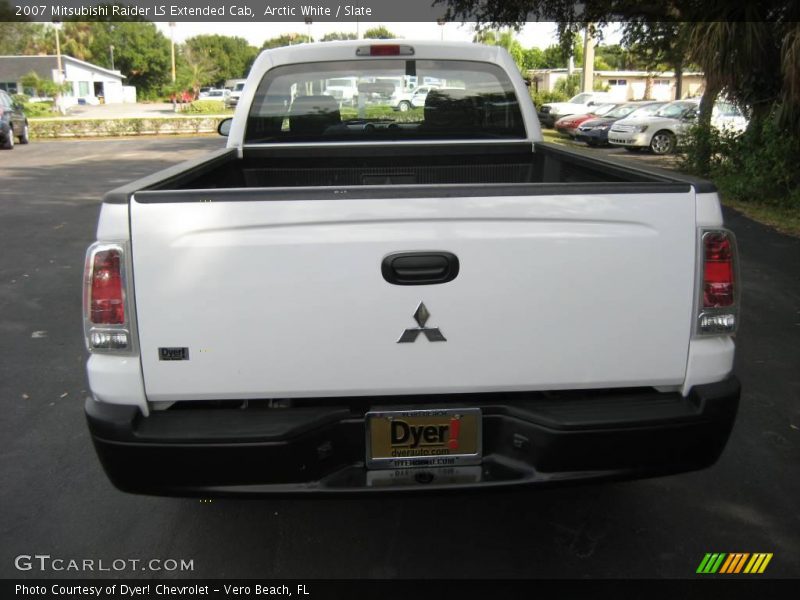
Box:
(381, 252), (459, 286)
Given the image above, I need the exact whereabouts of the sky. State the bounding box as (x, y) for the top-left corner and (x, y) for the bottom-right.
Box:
(154, 21), (624, 49)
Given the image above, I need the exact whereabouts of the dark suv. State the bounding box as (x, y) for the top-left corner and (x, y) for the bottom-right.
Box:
(0, 90), (30, 150)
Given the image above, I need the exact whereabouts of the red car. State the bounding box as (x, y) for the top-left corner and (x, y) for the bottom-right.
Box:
(554, 104), (619, 137)
(169, 90), (194, 104)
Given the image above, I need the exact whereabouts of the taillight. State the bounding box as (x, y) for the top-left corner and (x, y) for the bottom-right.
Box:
(697, 230), (739, 335)
(90, 250), (124, 324)
(83, 242), (133, 352)
(703, 232), (734, 307)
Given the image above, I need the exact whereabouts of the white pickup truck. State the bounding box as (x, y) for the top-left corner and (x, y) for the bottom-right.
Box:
(83, 41), (740, 495)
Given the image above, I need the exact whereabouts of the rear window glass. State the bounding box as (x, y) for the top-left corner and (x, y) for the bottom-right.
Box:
(244, 59), (526, 143)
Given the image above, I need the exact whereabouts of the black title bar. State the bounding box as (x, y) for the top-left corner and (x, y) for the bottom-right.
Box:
(4, 0), (456, 22)
(5, 579), (799, 600)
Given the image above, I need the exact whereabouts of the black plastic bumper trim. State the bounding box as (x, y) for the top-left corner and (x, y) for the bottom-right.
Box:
(85, 377), (740, 496)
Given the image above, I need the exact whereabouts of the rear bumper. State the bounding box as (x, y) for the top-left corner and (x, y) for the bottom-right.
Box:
(86, 377), (740, 496)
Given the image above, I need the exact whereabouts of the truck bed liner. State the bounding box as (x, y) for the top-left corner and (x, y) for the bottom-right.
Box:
(103, 142), (713, 203)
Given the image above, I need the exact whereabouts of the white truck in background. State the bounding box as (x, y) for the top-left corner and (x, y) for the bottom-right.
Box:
(83, 41), (740, 496)
(537, 91), (616, 127)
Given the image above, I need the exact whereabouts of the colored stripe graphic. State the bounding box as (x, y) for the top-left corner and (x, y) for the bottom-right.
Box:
(733, 553), (750, 573)
(697, 553), (727, 574)
(699, 553), (774, 575)
(719, 554), (735, 573)
(720, 553), (750, 573)
(743, 553), (773, 574)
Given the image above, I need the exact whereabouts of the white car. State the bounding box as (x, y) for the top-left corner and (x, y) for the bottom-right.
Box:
(199, 88), (230, 100)
(224, 82), (246, 108)
(609, 99), (748, 154)
(324, 77), (359, 105)
(392, 85), (438, 111)
(538, 91), (616, 127)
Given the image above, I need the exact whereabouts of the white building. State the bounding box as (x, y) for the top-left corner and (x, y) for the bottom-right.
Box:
(0, 55), (136, 105)
(528, 68), (705, 102)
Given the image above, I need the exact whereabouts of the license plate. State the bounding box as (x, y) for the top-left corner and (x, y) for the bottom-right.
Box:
(366, 466), (483, 487)
(366, 408), (482, 469)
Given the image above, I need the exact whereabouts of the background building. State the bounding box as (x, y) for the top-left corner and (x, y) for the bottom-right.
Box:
(528, 68), (705, 101)
(0, 55), (136, 105)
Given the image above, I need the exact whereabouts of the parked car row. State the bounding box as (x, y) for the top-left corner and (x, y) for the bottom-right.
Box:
(166, 83), (245, 108)
(575, 102), (667, 146)
(544, 96), (749, 155)
(537, 91), (615, 128)
(608, 99), (747, 154)
(553, 103), (618, 137)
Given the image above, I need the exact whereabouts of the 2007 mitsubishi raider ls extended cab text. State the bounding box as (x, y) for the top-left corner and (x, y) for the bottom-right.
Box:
(82, 41), (740, 495)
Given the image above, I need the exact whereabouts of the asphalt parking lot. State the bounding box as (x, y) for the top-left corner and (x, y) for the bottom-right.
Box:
(0, 136), (798, 579)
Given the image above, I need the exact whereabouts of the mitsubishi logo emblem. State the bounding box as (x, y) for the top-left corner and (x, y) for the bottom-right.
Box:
(397, 302), (447, 343)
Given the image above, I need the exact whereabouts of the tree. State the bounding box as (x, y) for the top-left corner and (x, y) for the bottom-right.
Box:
(61, 22), (97, 63)
(19, 72), (70, 98)
(363, 26), (397, 39)
(690, 21), (785, 132)
(321, 32), (358, 42)
(177, 45), (219, 96)
(184, 35), (257, 85)
(92, 22), (172, 98)
(46, 20), (172, 98)
(440, 0), (800, 168)
(19, 71), (71, 113)
(540, 44), (568, 68)
(0, 22), (55, 55)
(521, 47), (545, 70)
(554, 73), (581, 97)
(261, 33), (311, 50)
(621, 22), (693, 99)
(595, 44), (643, 71)
(474, 29), (527, 72)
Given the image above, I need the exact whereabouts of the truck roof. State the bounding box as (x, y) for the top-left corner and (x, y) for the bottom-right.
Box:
(255, 40), (510, 69)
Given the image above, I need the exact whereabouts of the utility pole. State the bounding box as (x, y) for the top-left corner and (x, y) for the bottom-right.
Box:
(53, 21), (63, 80)
(169, 22), (177, 112)
(53, 21), (64, 114)
(582, 24), (595, 93)
(109, 24), (116, 71)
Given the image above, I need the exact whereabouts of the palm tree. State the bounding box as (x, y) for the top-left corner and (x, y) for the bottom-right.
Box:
(778, 23), (800, 132)
(178, 46), (219, 99)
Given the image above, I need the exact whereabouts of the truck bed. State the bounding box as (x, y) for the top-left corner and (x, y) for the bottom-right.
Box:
(105, 142), (713, 202)
(116, 140), (706, 402)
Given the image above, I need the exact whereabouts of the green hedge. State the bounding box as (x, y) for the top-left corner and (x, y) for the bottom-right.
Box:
(28, 116), (229, 139)
(181, 100), (232, 114)
(679, 118), (800, 208)
(22, 102), (56, 117)
(340, 105), (423, 122)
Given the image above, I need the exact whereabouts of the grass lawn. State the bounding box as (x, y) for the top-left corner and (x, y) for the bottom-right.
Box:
(720, 197), (800, 238)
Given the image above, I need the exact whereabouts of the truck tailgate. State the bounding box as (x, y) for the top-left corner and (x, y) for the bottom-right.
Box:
(130, 188), (696, 402)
